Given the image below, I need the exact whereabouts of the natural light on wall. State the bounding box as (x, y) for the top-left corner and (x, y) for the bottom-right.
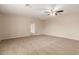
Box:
(31, 23), (35, 35)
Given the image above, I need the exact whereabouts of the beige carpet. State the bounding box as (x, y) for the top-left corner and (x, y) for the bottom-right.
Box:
(0, 35), (79, 55)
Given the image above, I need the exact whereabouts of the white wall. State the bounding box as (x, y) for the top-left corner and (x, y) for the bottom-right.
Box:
(44, 14), (79, 40)
(0, 15), (4, 40)
(0, 15), (44, 40)
(30, 19), (44, 35)
(34, 20), (44, 35)
(1, 13), (79, 41)
(0, 15), (32, 40)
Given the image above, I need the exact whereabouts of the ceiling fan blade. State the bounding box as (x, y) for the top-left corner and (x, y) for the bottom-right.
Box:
(53, 4), (65, 11)
(57, 10), (64, 12)
(25, 4), (30, 6)
(44, 11), (50, 13)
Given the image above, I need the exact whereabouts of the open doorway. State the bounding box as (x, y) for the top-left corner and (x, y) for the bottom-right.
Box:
(30, 23), (35, 35)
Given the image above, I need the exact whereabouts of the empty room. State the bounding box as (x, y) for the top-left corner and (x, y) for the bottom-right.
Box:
(0, 4), (79, 55)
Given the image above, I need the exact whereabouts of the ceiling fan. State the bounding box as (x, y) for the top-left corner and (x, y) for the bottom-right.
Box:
(25, 4), (64, 16)
(43, 5), (64, 16)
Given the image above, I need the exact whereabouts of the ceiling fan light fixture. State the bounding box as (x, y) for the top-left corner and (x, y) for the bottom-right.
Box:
(47, 13), (55, 16)
(50, 13), (53, 16)
(53, 12), (56, 16)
